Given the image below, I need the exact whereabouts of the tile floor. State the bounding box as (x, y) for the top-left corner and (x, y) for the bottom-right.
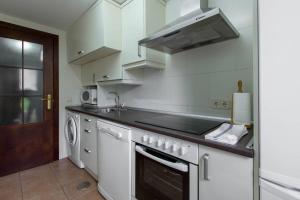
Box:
(0, 159), (105, 200)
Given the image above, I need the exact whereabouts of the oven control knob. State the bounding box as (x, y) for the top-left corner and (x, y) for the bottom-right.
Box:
(148, 137), (155, 144)
(179, 146), (188, 156)
(157, 139), (164, 147)
(164, 141), (171, 150)
(171, 144), (179, 153)
(142, 135), (149, 143)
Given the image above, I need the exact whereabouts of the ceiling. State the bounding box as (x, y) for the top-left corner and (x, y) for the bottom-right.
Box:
(0, 0), (98, 30)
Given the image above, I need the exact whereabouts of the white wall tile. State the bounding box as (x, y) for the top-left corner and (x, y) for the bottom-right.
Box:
(97, 0), (254, 118)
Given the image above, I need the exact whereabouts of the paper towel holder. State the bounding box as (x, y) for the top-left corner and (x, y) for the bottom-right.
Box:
(231, 80), (253, 129)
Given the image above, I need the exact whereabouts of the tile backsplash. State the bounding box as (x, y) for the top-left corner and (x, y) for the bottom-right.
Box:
(98, 0), (254, 119)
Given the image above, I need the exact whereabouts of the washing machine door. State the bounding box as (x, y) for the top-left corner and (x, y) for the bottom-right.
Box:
(65, 116), (78, 146)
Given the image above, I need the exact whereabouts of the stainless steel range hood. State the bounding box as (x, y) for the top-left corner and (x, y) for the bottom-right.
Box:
(139, 0), (239, 54)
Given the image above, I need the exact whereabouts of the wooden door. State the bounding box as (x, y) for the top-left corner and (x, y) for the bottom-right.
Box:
(0, 21), (59, 176)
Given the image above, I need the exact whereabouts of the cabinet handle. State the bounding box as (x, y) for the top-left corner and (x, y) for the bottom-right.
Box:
(85, 119), (92, 122)
(138, 45), (142, 57)
(84, 148), (91, 154)
(103, 75), (110, 79)
(203, 154), (210, 181)
(78, 50), (85, 55)
(93, 73), (96, 83)
(84, 129), (92, 134)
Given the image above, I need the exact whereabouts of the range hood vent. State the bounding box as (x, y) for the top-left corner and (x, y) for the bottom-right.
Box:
(139, 0), (239, 54)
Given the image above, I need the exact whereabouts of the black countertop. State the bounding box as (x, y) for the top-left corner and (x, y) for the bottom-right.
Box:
(66, 106), (254, 158)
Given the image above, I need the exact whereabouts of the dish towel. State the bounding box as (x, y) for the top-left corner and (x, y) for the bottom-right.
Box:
(205, 123), (248, 145)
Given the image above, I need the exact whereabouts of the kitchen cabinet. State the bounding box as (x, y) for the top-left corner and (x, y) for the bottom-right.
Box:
(80, 114), (98, 179)
(121, 0), (166, 70)
(198, 145), (253, 200)
(82, 53), (143, 86)
(67, 0), (122, 65)
(81, 53), (123, 86)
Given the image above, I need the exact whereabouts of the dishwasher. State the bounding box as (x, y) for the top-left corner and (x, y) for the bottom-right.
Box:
(97, 120), (132, 200)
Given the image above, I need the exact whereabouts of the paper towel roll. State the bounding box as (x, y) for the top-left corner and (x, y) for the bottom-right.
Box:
(232, 93), (252, 126)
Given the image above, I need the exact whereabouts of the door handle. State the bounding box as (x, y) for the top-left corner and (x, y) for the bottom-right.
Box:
(41, 94), (52, 110)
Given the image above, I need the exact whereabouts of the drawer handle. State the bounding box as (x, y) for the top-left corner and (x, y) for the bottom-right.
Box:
(78, 50), (85, 55)
(84, 148), (91, 154)
(138, 45), (142, 57)
(203, 154), (210, 181)
(103, 75), (110, 79)
(85, 119), (92, 122)
(84, 129), (92, 134)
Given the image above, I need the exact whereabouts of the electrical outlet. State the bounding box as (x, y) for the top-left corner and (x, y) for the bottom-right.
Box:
(210, 99), (232, 110)
(219, 100), (232, 110)
(210, 99), (221, 109)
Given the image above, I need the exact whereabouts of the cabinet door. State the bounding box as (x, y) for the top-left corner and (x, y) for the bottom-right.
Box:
(67, 1), (106, 63)
(122, 0), (145, 65)
(67, 18), (88, 62)
(82, 53), (122, 83)
(80, 115), (98, 177)
(98, 53), (122, 82)
(198, 145), (253, 200)
(81, 65), (97, 86)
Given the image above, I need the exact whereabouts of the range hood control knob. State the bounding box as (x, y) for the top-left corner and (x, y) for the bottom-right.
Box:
(164, 141), (171, 150)
(148, 137), (155, 144)
(142, 135), (149, 143)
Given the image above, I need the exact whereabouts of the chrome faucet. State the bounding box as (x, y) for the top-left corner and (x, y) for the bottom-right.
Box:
(109, 91), (121, 109)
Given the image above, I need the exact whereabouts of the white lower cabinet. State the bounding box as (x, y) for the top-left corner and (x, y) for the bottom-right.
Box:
(80, 114), (98, 179)
(198, 145), (253, 200)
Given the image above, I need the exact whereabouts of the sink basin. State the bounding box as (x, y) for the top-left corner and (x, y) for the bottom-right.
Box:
(98, 107), (128, 114)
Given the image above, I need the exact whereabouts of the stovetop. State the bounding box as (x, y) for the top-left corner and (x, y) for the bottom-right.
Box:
(136, 115), (224, 136)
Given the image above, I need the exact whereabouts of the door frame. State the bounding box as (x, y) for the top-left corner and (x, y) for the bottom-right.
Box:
(0, 21), (59, 160)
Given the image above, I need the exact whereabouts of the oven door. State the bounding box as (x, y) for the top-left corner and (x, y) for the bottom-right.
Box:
(135, 145), (189, 200)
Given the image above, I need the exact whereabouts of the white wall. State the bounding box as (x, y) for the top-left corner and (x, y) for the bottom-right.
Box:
(101, 0), (254, 119)
(0, 13), (82, 159)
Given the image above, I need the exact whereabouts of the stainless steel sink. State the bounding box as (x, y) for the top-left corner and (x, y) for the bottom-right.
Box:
(98, 107), (128, 114)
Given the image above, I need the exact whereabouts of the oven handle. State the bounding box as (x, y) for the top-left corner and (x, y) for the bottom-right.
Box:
(135, 145), (188, 172)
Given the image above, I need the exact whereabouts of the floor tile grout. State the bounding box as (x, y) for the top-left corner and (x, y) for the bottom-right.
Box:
(0, 159), (103, 200)
(18, 172), (24, 200)
(49, 163), (70, 200)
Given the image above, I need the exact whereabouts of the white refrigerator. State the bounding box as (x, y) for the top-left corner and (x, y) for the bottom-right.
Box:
(259, 0), (300, 199)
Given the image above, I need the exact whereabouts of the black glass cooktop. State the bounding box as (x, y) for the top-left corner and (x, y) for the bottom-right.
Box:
(136, 115), (224, 135)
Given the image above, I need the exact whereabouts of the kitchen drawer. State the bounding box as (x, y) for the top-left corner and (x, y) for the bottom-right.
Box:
(80, 114), (98, 178)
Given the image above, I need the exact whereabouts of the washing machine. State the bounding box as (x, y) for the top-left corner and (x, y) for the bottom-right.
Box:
(65, 111), (84, 168)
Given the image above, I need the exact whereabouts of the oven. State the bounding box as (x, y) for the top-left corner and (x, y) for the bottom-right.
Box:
(131, 131), (198, 200)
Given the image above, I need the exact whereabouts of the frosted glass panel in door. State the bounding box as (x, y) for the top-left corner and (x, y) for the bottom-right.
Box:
(0, 97), (22, 125)
(23, 69), (43, 96)
(23, 97), (43, 124)
(24, 42), (44, 69)
(0, 37), (22, 67)
(0, 68), (22, 96)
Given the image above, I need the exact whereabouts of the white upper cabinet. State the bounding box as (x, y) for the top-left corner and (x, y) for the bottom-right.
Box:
(67, 0), (122, 65)
(121, 0), (166, 70)
(81, 53), (123, 86)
